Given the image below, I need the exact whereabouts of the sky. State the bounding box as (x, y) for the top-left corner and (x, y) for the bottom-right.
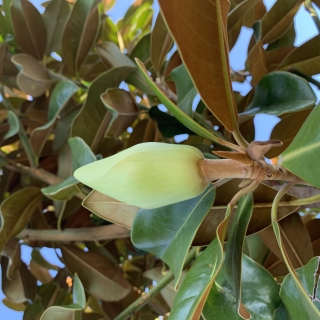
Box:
(1, 0), (320, 318)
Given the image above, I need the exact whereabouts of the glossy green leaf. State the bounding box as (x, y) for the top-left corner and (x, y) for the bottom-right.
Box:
(71, 67), (134, 150)
(4, 110), (19, 139)
(203, 255), (281, 320)
(241, 72), (316, 116)
(280, 256), (320, 319)
(132, 186), (215, 286)
(11, 0), (46, 60)
(224, 193), (253, 318)
(43, 0), (70, 54)
(62, 0), (100, 74)
(0, 187), (42, 253)
(149, 106), (195, 138)
(274, 302), (289, 320)
(280, 103), (320, 188)
(243, 233), (270, 265)
(171, 65), (198, 117)
(167, 200), (232, 319)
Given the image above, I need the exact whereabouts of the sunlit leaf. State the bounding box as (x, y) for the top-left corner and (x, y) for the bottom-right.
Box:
(158, 0), (238, 132)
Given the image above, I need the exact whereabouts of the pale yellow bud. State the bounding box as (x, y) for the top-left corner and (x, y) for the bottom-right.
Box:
(74, 143), (209, 209)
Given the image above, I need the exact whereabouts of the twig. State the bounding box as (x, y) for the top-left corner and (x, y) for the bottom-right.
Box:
(17, 224), (130, 242)
(114, 247), (197, 320)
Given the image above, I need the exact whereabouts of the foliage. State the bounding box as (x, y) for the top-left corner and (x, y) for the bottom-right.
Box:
(0, 0), (320, 319)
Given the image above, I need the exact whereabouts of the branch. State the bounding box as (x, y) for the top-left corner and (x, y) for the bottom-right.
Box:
(17, 224), (130, 242)
(114, 247), (197, 320)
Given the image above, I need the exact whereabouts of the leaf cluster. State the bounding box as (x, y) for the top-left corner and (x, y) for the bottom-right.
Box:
(0, 0), (320, 319)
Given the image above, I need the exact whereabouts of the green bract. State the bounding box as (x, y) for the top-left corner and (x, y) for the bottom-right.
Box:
(74, 142), (209, 208)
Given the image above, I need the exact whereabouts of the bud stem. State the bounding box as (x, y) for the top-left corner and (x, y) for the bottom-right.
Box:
(201, 159), (305, 184)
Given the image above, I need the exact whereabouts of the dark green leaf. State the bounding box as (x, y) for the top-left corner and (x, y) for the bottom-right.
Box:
(132, 186), (215, 287)
(241, 72), (316, 116)
(224, 193), (253, 318)
(203, 255), (281, 320)
(149, 106), (195, 138)
(280, 256), (320, 319)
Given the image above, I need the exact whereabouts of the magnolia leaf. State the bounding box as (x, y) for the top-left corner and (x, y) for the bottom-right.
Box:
(158, 0), (238, 132)
(132, 186), (215, 287)
(260, 0), (301, 44)
(30, 81), (78, 158)
(203, 255), (281, 320)
(1, 260), (37, 303)
(62, 0), (100, 73)
(0, 187), (42, 253)
(4, 110), (19, 139)
(71, 67), (134, 151)
(280, 103), (320, 188)
(43, 0), (70, 54)
(171, 65), (198, 117)
(266, 109), (312, 159)
(11, 54), (52, 97)
(135, 59), (230, 146)
(241, 72), (316, 116)
(193, 180), (299, 246)
(149, 106), (195, 138)
(97, 41), (136, 69)
(151, 12), (173, 74)
(61, 244), (131, 301)
(83, 191), (138, 229)
(169, 205), (231, 319)
(100, 88), (139, 137)
(280, 256), (320, 319)
(11, 0), (46, 60)
(42, 137), (96, 201)
(224, 194), (253, 319)
(260, 213), (313, 273)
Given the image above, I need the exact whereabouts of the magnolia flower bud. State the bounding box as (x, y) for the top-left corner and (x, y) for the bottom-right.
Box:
(74, 142), (209, 209)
